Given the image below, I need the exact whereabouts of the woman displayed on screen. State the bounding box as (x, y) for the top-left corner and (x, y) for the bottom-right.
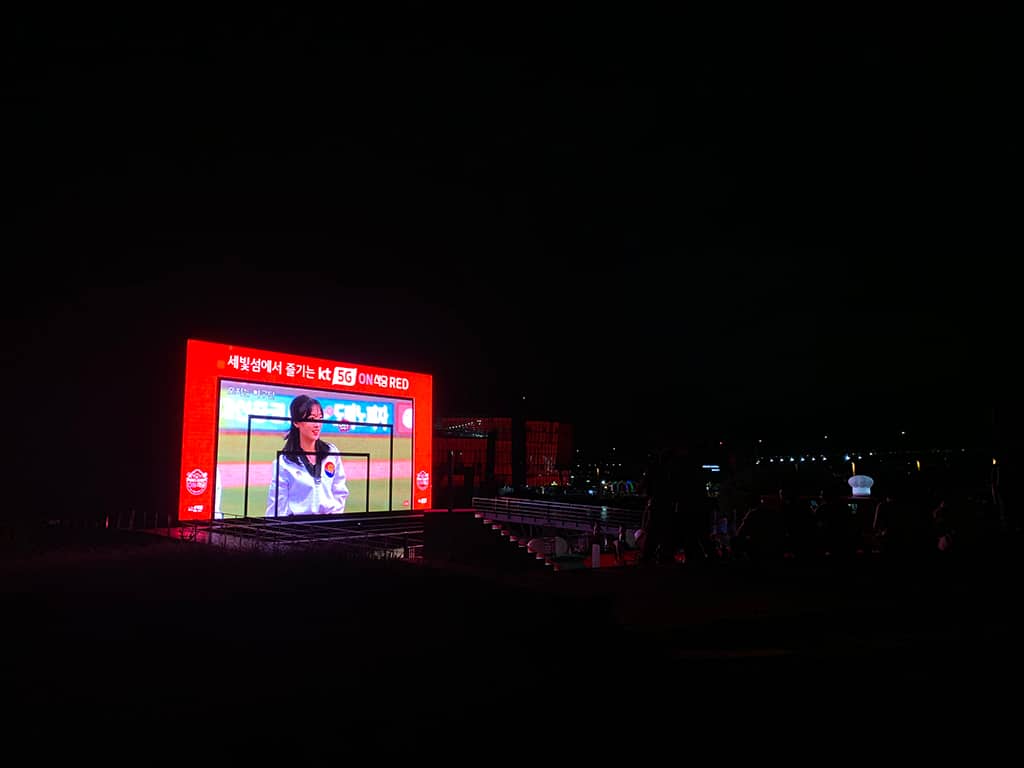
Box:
(266, 394), (349, 516)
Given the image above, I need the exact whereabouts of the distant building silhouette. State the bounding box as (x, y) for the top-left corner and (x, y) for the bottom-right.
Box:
(434, 417), (574, 504)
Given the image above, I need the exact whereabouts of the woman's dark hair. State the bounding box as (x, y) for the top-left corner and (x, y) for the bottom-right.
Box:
(281, 394), (327, 466)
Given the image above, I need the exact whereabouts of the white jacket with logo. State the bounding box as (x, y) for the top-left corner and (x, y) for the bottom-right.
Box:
(265, 442), (350, 517)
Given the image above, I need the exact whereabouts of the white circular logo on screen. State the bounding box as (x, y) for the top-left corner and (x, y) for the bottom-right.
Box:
(416, 470), (430, 491)
(186, 468), (209, 496)
(402, 408), (414, 430)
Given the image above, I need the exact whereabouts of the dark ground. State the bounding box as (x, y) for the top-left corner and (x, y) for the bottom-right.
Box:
(2, 528), (1020, 760)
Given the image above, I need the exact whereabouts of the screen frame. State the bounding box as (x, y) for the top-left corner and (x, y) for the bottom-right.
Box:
(178, 338), (433, 521)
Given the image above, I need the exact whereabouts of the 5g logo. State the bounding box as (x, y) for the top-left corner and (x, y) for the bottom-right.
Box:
(332, 367), (357, 387)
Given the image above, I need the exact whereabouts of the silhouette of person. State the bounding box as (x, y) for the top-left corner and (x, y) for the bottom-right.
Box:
(872, 493), (895, 555)
(932, 498), (954, 554)
(614, 524), (628, 564)
(639, 449), (674, 564)
(640, 445), (702, 564)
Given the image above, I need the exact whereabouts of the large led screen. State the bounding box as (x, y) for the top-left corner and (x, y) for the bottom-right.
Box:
(178, 339), (433, 520)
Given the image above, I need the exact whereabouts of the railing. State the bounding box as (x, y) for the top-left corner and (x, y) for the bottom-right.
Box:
(471, 496), (642, 536)
(169, 514), (425, 557)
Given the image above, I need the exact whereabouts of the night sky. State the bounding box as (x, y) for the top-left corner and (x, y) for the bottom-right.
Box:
(7, 9), (1018, 510)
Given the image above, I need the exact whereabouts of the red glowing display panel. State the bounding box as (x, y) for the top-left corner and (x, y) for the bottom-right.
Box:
(178, 339), (432, 521)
